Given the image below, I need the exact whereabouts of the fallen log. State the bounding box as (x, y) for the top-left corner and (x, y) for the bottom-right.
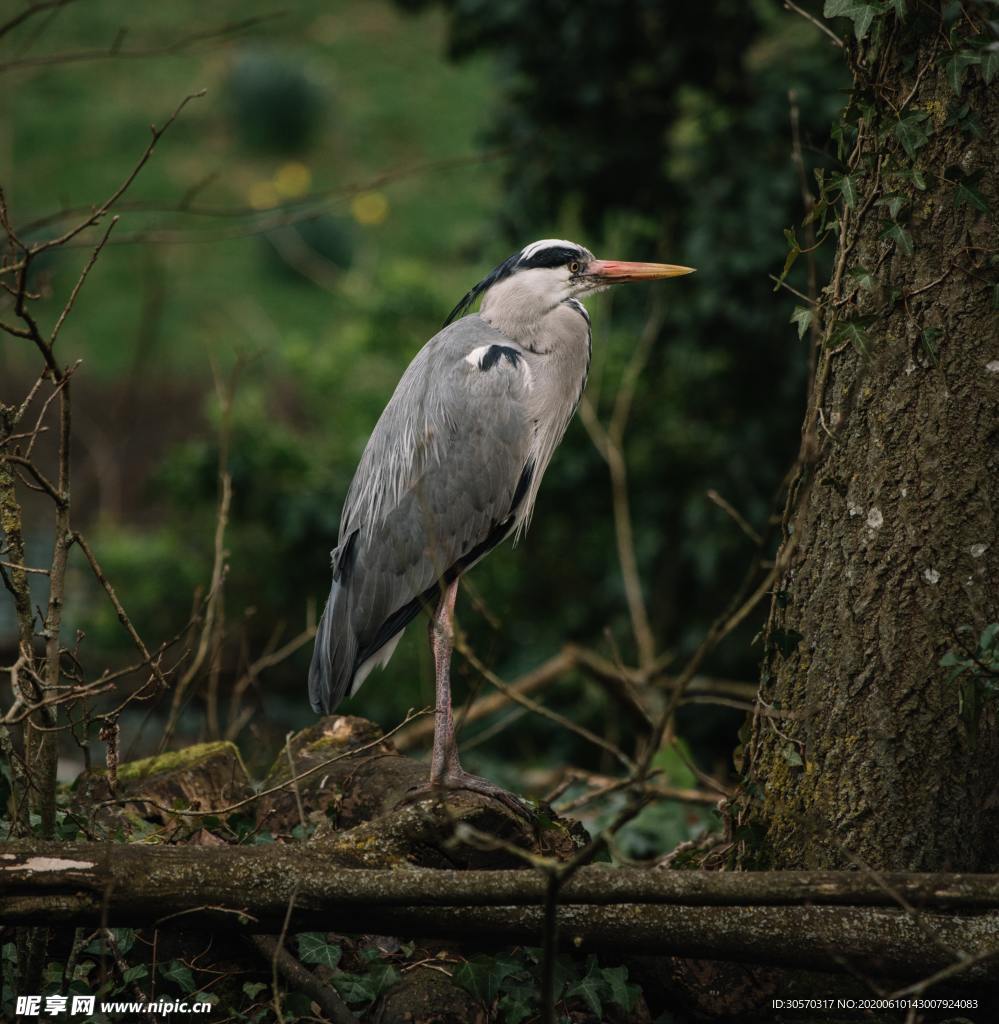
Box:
(2, 842), (998, 982)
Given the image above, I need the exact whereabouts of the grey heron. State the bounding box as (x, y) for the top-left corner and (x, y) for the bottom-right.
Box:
(309, 239), (693, 808)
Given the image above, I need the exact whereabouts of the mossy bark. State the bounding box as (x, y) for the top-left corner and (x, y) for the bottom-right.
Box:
(3, 843), (999, 984)
(0, 454), (34, 835)
(738, 5), (999, 871)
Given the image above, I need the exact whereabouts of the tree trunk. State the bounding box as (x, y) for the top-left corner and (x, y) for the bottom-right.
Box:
(737, 3), (999, 871)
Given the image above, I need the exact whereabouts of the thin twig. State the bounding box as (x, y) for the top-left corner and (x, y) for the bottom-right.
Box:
(454, 636), (635, 772)
(30, 92), (205, 256)
(784, 0), (845, 48)
(706, 489), (763, 545)
(72, 532), (170, 692)
(50, 217), (119, 345)
(96, 708), (430, 819)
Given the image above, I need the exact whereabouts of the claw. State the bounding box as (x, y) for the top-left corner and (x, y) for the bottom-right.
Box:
(402, 768), (535, 821)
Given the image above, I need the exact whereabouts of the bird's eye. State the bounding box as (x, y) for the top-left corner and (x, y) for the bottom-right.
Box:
(568, 261), (581, 274)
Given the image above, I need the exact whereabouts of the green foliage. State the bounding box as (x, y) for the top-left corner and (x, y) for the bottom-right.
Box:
(160, 959), (197, 993)
(983, 47), (999, 85)
(452, 948), (639, 1022)
(893, 111), (930, 159)
(290, 934), (398, 1007)
(941, 624), (999, 742)
(879, 220), (913, 255)
(226, 51), (326, 154)
(831, 171), (860, 209)
(848, 265), (876, 291)
(331, 961), (400, 1006)
(790, 305), (814, 340)
(453, 953), (522, 1005)
(580, 741), (719, 859)
(771, 627), (804, 658)
(952, 171), (990, 214)
(296, 933), (342, 969)
(919, 327), (941, 366)
(823, 0), (887, 42)
(944, 50), (983, 94)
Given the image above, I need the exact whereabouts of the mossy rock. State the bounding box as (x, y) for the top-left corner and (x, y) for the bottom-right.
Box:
(71, 740), (252, 836)
(317, 782), (588, 870)
(376, 964), (485, 1024)
(255, 715), (394, 834)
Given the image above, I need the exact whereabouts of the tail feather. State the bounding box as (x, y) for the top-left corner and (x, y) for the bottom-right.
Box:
(307, 580), (358, 714)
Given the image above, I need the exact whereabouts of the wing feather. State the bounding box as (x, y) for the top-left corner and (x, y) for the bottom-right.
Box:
(308, 317), (533, 713)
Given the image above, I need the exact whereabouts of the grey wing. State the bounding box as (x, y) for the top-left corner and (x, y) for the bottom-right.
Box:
(308, 318), (534, 714)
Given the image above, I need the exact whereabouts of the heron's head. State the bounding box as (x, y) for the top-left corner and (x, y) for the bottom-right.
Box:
(444, 239), (694, 329)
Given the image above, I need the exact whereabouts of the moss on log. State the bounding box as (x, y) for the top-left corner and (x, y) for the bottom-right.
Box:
(2, 842), (998, 984)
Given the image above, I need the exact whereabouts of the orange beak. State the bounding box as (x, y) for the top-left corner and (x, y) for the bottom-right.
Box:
(587, 259), (695, 282)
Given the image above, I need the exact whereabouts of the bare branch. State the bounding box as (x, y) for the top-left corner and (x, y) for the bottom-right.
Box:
(706, 489), (763, 545)
(50, 217), (118, 346)
(0, 0), (78, 41)
(28, 92), (205, 257)
(784, 1), (845, 48)
(0, 15), (282, 72)
(71, 532), (170, 692)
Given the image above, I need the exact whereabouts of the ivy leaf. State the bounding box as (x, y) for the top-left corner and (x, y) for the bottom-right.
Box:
(848, 265), (875, 291)
(920, 327), (941, 367)
(823, 0), (880, 41)
(774, 227), (801, 292)
(333, 973), (377, 1005)
(983, 49), (999, 86)
(296, 933), (342, 969)
(832, 318), (875, 356)
(122, 965), (148, 985)
(880, 221), (913, 255)
(566, 959), (605, 1018)
(877, 194), (906, 220)
(790, 306), (813, 340)
(160, 960), (195, 993)
(945, 51), (981, 95)
(772, 627), (804, 657)
(894, 112), (930, 159)
(365, 964), (400, 999)
(944, 100), (982, 138)
(242, 982), (268, 1000)
(832, 172), (859, 208)
(953, 175), (989, 214)
(783, 744), (804, 768)
(498, 993), (534, 1024)
(454, 955), (519, 1005)
(980, 622), (999, 652)
(601, 965), (640, 1011)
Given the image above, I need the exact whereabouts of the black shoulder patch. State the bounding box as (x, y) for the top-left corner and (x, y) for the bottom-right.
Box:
(479, 345), (522, 371)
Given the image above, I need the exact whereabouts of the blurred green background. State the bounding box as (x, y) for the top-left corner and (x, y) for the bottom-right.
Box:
(1, 0), (845, 850)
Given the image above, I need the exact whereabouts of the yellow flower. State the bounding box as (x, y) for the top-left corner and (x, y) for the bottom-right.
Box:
(351, 191), (389, 225)
(274, 162), (312, 198)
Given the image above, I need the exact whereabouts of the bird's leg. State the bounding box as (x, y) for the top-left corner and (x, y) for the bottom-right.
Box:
(428, 577), (460, 784)
(419, 578), (532, 818)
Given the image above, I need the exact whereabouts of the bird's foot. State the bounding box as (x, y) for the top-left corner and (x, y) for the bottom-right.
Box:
(403, 767), (535, 821)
